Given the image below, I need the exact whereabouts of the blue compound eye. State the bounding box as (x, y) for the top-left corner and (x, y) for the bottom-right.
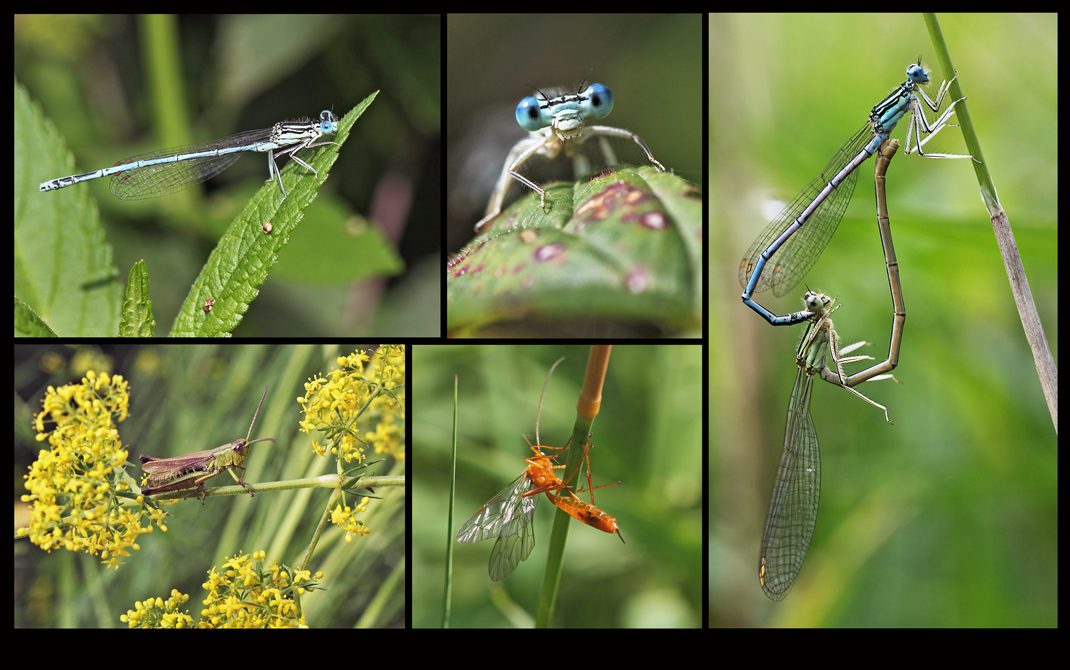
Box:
(583, 83), (614, 120)
(516, 96), (545, 131)
(319, 110), (337, 133)
(906, 62), (929, 85)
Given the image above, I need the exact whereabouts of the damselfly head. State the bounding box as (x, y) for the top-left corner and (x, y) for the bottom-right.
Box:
(802, 291), (834, 313)
(907, 60), (930, 86)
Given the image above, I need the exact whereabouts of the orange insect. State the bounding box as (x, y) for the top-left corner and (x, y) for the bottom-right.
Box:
(545, 436), (622, 537)
(456, 358), (623, 581)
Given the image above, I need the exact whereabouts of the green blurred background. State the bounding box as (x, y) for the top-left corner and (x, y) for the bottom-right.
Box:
(413, 345), (702, 628)
(710, 14), (1056, 626)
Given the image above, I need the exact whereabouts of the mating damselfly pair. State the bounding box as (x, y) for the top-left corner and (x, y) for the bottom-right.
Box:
(743, 63), (976, 601)
(758, 139), (904, 601)
(40, 110), (341, 202)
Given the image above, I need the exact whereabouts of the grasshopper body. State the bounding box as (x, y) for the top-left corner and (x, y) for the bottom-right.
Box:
(140, 386), (275, 504)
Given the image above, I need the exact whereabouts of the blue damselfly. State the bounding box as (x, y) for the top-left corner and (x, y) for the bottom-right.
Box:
(40, 110), (340, 202)
(474, 78), (665, 232)
(740, 62), (974, 325)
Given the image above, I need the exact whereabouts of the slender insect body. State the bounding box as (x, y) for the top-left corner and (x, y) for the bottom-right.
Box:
(141, 456), (209, 485)
(759, 140), (904, 601)
(139, 386), (274, 504)
(546, 489), (622, 539)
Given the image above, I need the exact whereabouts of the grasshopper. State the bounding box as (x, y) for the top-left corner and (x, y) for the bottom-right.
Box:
(139, 386), (275, 505)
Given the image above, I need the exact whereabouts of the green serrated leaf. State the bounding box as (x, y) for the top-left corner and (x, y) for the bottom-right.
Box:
(14, 296), (58, 337)
(119, 259), (156, 337)
(169, 93), (378, 336)
(16, 81), (122, 336)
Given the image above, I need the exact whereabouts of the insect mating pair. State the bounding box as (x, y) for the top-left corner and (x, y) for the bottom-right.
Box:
(139, 386), (275, 505)
(456, 359), (623, 580)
